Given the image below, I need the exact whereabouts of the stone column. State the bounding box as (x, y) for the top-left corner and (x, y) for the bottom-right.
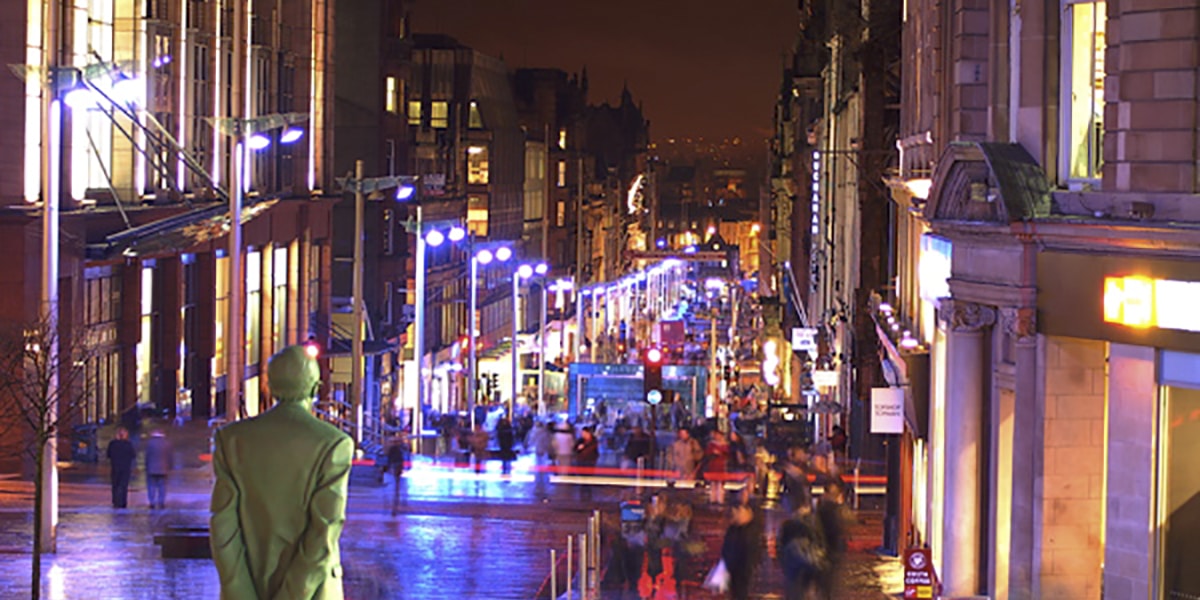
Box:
(938, 299), (996, 596)
(1001, 306), (1040, 599)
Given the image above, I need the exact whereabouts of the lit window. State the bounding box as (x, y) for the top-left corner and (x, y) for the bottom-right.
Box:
(558, 128), (567, 150)
(468, 101), (483, 128)
(1062, 0), (1106, 182)
(407, 100), (422, 126)
(557, 161), (566, 187)
(385, 77), (399, 114)
(431, 101), (449, 128)
(467, 146), (489, 185)
(468, 195), (489, 236)
(557, 200), (565, 227)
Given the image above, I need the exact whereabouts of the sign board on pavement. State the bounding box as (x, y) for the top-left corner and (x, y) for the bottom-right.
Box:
(903, 548), (938, 599)
(870, 387), (905, 434)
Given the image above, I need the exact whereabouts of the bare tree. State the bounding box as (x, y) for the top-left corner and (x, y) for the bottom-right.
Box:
(0, 311), (98, 600)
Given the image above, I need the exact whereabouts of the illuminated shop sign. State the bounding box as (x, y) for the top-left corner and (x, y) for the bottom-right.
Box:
(1103, 276), (1200, 333)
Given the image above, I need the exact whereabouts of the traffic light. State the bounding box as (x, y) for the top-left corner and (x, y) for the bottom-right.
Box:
(643, 346), (664, 404)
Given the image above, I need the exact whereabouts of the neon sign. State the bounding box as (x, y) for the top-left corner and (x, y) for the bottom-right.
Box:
(1103, 276), (1200, 332)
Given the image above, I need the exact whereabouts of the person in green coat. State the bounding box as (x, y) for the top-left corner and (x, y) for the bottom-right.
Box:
(210, 345), (354, 600)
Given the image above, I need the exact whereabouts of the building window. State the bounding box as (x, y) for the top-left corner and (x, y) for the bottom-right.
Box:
(1160, 382), (1200, 597)
(467, 145), (489, 185)
(468, 195), (488, 237)
(468, 100), (483, 128)
(407, 100), (422, 126)
(246, 250), (262, 368)
(272, 247), (288, 353)
(557, 200), (566, 227)
(137, 266), (155, 405)
(558, 128), (567, 150)
(385, 76), (400, 113)
(431, 101), (449, 128)
(1061, 0), (1106, 183)
(557, 161), (566, 187)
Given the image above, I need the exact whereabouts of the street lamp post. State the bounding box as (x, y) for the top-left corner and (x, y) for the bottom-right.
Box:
(211, 112), (307, 421)
(511, 262), (547, 417)
(412, 219), (467, 441)
(467, 245), (512, 428)
(538, 280), (547, 414)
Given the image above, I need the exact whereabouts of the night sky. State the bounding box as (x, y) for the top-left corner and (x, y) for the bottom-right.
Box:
(411, 0), (799, 145)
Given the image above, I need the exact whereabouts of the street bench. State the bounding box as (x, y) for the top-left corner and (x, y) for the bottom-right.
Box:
(153, 526), (211, 559)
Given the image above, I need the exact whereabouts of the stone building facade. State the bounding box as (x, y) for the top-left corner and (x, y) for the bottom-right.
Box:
(888, 0), (1200, 598)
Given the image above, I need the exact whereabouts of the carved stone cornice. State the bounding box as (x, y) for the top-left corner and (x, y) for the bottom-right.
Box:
(938, 299), (997, 332)
(999, 307), (1037, 342)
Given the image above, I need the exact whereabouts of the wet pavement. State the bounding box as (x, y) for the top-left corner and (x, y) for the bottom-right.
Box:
(0, 452), (902, 599)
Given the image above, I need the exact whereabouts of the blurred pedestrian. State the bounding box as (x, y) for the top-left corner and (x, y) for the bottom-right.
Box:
(815, 481), (853, 599)
(829, 425), (848, 456)
(143, 429), (172, 509)
(386, 432), (409, 515)
(574, 427), (600, 501)
(496, 417), (516, 474)
(106, 426), (136, 509)
(779, 445), (813, 513)
(552, 421), (576, 467)
(468, 424), (489, 474)
(720, 502), (763, 600)
(778, 503), (827, 600)
(704, 430), (731, 504)
(670, 428), (703, 482)
(622, 423), (652, 470)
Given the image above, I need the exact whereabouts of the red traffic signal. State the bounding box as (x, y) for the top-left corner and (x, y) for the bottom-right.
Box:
(303, 338), (321, 359)
(645, 347), (663, 365)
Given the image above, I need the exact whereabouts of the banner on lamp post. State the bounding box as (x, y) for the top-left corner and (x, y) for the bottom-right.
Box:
(871, 387), (905, 434)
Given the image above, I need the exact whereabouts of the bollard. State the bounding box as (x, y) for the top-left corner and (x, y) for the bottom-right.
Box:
(549, 549), (556, 599)
(853, 458), (861, 511)
(578, 533), (588, 599)
(592, 509), (601, 589)
(566, 535), (573, 600)
(636, 456), (645, 491)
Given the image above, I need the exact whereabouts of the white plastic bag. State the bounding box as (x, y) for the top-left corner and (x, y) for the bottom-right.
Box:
(702, 558), (730, 593)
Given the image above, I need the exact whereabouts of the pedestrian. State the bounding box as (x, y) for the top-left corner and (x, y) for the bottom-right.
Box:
(469, 423), (489, 474)
(496, 417), (516, 474)
(386, 432), (408, 515)
(143, 429), (172, 509)
(552, 421), (576, 467)
(720, 502), (763, 600)
(670, 428), (703, 483)
(210, 345), (353, 599)
(779, 445), (813, 513)
(106, 426), (136, 509)
(574, 427), (600, 501)
(704, 430), (731, 504)
(622, 423), (652, 470)
(778, 502), (827, 600)
(814, 481), (853, 599)
(829, 425), (848, 456)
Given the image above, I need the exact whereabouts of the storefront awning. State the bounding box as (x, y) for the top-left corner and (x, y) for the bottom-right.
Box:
(86, 197), (278, 260)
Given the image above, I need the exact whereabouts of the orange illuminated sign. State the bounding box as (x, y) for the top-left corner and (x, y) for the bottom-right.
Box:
(1103, 276), (1200, 332)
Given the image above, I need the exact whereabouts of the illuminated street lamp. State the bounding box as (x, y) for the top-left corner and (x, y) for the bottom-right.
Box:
(209, 112), (307, 421)
(336, 164), (417, 443)
(410, 219), (468, 438)
(468, 244), (512, 426)
(512, 262), (548, 415)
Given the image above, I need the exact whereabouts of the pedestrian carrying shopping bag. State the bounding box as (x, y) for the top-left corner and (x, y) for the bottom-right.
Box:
(702, 559), (730, 593)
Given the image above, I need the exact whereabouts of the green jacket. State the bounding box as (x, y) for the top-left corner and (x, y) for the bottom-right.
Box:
(210, 402), (354, 600)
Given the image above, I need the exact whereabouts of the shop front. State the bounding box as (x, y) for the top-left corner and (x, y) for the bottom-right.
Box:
(1039, 250), (1200, 599)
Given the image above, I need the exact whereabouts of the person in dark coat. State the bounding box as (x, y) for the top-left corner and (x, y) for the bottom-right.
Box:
(106, 427), (136, 508)
(142, 429), (172, 509)
(574, 427), (600, 500)
(720, 503), (762, 600)
(622, 423), (652, 470)
(778, 503), (827, 600)
(814, 481), (853, 599)
(496, 418), (516, 474)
